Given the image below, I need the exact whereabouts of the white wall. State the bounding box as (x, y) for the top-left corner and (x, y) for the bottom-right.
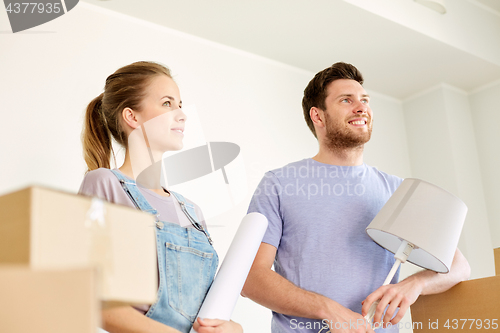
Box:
(364, 91), (412, 179)
(469, 81), (500, 249)
(399, 84), (499, 333)
(403, 85), (495, 279)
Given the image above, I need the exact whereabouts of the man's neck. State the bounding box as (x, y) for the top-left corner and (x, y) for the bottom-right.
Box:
(312, 145), (364, 166)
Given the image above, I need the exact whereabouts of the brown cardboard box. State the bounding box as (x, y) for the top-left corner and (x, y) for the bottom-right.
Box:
(0, 186), (157, 305)
(495, 248), (500, 276)
(0, 266), (99, 333)
(411, 275), (500, 332)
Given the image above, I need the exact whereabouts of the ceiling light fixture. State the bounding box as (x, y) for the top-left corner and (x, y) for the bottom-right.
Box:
(414, 0), (447, 14)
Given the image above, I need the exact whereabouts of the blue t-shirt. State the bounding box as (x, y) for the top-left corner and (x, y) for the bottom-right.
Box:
(248, 158), (403, 333)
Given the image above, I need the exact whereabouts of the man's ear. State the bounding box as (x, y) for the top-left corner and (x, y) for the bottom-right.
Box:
(122, 107), (139, 129)
(310, 107), (325, 129)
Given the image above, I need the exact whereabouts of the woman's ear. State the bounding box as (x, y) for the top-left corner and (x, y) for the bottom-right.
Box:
(122, 107), (139, 129)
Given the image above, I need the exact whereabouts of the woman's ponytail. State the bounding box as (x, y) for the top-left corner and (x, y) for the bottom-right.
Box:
(82, 93), (112, 171)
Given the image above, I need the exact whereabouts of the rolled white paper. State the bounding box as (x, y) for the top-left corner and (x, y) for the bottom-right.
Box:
(190, 212), (268, 332)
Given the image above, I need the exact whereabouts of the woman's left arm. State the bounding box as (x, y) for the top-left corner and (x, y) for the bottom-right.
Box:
(192, 318), (243, 333)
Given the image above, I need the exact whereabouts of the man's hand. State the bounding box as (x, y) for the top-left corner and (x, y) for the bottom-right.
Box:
(324, 305), (375, 333)
(361, 276), (422, 327)
(192, 318), (243, 333)
(361, 248), (470, 328)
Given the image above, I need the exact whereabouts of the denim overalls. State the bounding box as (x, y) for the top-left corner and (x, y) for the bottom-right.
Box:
(111, 170), (219, 333)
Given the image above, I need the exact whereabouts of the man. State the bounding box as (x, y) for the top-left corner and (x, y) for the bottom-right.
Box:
(242, 62), (470, 333)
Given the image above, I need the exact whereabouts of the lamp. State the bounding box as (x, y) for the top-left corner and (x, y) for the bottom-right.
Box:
(364, 178), (467, 322)
(414, 0), (447, 14)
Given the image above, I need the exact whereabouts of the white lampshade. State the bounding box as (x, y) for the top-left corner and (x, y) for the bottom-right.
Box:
(366, 178), (467, 273)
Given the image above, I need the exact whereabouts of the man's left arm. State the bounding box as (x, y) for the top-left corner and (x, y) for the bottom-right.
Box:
(361, 248), (471, 326)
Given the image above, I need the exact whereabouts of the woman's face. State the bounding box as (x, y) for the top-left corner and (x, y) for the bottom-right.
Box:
(136, 75), (186, 153)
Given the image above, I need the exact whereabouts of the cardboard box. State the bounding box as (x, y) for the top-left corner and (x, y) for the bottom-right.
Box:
(0, 186), (157, 305)
(495, 247), (500, 276)
(0, 266), (99, 333)
(411, 275), (500, 332)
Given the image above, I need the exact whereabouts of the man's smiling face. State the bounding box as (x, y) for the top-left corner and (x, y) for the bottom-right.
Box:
(321, 79), (373, 150)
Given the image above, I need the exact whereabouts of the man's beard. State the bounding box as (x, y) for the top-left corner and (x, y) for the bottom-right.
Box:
(323, 112), (372, 151)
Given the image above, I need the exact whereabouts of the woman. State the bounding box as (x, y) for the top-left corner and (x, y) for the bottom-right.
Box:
(79, 61), (242, 333)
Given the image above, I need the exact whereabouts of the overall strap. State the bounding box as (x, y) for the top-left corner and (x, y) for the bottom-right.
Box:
(110, 169), (159, 221)
(171, 191), (213, 245)
(170, 192), (199, 222)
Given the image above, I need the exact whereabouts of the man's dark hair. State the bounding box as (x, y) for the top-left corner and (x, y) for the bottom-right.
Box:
(302, 62), (364, 138)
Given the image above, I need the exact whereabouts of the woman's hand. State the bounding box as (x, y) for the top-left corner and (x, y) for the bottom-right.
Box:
(192, 318), (243, 333)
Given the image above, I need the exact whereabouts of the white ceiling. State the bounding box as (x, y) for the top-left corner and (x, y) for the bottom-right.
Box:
(82, 0), (500, 100)
(475, 0), (500, 13)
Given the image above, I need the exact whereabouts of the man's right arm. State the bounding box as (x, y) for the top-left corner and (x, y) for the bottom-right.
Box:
(241, 243), (374, 333)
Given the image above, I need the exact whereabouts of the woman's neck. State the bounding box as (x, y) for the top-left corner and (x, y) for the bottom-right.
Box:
(119, 150), (170, 197)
